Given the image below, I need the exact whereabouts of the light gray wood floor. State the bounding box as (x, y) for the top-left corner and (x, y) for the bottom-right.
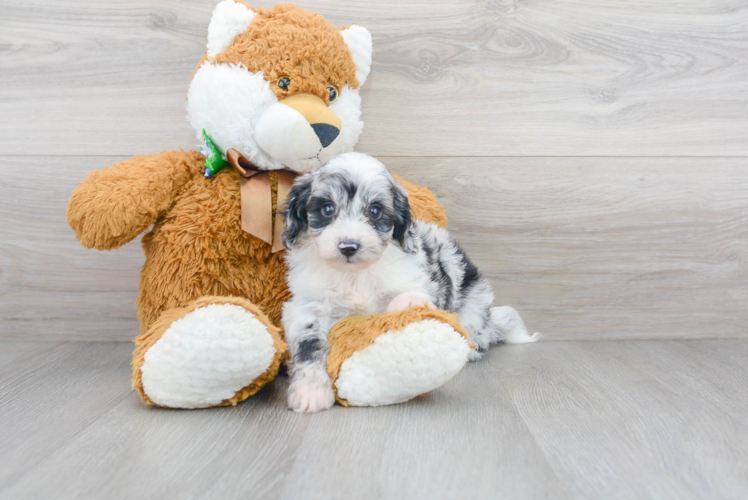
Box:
(1, 339), (746, 500)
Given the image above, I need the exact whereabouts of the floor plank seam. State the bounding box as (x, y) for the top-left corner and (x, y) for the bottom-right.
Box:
(0, 388), (133, 497)
(492, 378), (577, 500)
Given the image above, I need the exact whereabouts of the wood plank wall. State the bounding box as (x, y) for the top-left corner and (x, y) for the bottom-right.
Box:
(1, 0), (746, 340)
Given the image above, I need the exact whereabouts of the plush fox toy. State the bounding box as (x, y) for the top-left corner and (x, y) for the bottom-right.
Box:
(67, 1), (472, 412)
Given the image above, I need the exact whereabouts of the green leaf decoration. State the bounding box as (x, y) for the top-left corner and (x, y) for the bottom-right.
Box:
(202, 129), (229, 178)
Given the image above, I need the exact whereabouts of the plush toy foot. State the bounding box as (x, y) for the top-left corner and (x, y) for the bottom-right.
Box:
(132, 296), (287, 409)
(327, 308), (472, 407)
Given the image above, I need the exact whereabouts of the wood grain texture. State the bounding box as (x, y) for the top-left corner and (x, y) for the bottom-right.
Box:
(387, 156), (748, 340)
(0, 341), (64, 380)
(277, 364), (567, 500)
(0, 342), (133, 490)
(1, 339), (747, 499)
(1, 0), (747, 156)
(3, 155), (745, 341)
(0, 348), (308, 500)
(497, 340), (748, 500)
(0, 156), (141, 340)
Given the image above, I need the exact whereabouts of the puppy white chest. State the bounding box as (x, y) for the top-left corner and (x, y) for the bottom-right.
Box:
(336, 273), (385, 317)
(348, 292), (377, 316)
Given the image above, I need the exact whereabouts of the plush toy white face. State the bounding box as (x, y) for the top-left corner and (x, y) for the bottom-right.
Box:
(186, 1), (373, 173)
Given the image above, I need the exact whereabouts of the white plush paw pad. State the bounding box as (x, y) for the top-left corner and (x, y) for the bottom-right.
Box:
(335, 319), (470, 407)
(141, 304), (276, 409)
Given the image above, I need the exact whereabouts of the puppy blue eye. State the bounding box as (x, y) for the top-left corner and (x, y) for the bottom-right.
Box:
(322, 203), (335, 217)
(327, 85), (338, 103)
(369, 205), (382, 219)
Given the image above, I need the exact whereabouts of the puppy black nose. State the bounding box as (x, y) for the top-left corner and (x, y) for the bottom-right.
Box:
(338, 241), (359, 257)
(311, 123), (340, 148)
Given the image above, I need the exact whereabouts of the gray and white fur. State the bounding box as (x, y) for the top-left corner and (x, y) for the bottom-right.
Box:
(281, 152), (539, 413)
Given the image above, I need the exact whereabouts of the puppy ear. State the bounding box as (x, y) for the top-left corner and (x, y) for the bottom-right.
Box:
(391, 182), (417, 254)
(283, 174), (314, 249)
(206, 0), (256, 58)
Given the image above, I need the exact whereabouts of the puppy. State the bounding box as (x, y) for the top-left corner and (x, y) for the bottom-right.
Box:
(281, 152), (539, 413)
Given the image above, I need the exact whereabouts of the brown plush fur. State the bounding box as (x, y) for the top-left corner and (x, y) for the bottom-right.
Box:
(210, 3), (359, 104)
(67, 2), (450, 407)
(326, 307), (471, 406)
(66, 150), (201, 251)
(68, 149), (446, 404)
(393, 175), (448, 229)
(132, 296), (287, 407)
(68, 150), (446, 333)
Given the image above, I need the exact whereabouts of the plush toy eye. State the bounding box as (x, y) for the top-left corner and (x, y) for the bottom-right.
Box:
(278, 76), (291, 90)
(327, 85), (338, 103)
(369, 204), (382, 220)
(322, 203), (335, 217)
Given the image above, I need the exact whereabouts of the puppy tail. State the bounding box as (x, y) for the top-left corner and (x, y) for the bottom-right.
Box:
(490, 306), (541, 344)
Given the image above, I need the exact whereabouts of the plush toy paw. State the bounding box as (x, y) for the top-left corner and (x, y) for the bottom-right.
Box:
(287, 367), (336, 413)
(327, 308), (472, 407)
(386, 292), (436, 313)
(133, 297), (286, 409)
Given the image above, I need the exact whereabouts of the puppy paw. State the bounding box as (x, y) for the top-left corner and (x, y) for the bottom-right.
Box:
(386, 293), (436, 313)
(287, 369), (336, 414)
(468, 348), (484, 361)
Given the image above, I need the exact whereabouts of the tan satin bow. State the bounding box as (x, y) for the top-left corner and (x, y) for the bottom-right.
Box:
(226, 149), (298, 253)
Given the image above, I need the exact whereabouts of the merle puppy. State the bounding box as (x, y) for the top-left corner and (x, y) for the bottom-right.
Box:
(281, 152), (539, 412)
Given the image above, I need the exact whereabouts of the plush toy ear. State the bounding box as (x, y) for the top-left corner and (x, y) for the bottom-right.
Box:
(341, 25), (373, 86)
(206, 0), (256, 58)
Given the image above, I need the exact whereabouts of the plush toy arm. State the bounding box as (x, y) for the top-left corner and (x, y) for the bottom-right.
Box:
(392, 175), (447, 228)
(67, 150), (201, 250)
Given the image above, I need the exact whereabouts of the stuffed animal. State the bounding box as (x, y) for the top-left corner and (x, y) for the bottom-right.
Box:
(66, 0), (472, 411)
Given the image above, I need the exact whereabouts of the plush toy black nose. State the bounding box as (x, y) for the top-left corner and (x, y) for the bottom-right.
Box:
(338, 241), (359, 257)
(311, 123), (340, 148)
